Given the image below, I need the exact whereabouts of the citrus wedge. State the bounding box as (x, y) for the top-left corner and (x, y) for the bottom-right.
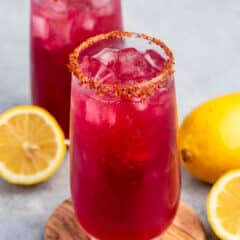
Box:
(207, 169), (240, 240)
(0, 105), (66, 185)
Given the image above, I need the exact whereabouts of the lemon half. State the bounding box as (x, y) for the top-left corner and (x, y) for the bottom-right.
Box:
(207, 169), (240, 240)
(0, 105), (66, 185)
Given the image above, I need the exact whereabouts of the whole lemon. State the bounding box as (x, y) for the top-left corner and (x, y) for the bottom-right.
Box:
(179, 93), (240, 184)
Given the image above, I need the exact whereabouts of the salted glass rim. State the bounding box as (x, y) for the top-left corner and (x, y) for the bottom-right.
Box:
(68, 31), (175, 99)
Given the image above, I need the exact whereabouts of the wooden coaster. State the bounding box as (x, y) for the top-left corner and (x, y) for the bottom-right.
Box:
(45, 200), (206, 240)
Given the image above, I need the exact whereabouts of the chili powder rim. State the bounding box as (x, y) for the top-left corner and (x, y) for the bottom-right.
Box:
(69, 31), (175, 99)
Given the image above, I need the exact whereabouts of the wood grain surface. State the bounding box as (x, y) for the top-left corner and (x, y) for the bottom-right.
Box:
(45, 200), (206, 240)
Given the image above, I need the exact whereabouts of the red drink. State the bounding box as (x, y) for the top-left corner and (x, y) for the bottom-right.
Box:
(69, 32), (180, 240)
(30, 0), (123, 137)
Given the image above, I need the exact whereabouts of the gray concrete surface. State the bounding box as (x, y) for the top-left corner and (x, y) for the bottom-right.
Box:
(1, 0), (240, 239)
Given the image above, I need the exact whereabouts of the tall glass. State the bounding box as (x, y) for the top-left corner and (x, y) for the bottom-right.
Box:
(69, 32), (180, 240)
(30, 0), (123, 138)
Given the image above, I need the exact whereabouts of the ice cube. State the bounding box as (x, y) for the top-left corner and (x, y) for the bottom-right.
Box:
(81, 13), (96, 31)
(34, 0), (67, 9)
(96, 4), (114, 16)
(31, 15), (50, 40)
(46, 18), (72, 49)
(125, 133), (152, 165)
(115, 48), (157, 82)
(91, 0), (112, 8)
(69, 0), (91, 10)
(106, 108), (117, 126)
(85, 99), (100, 125)
(80, 57), (117, 84)
(126, 148), (152, 163)
(144, 49), (165, 72)
(91, 0), (114, 16)
(94, 66), (115, 83)
(80, 56), (98, 76)
(34, 0), (69, 19)
(49, 0), (68, 13)
(93, 48), (118, 67)
(85, 99), (116, 126)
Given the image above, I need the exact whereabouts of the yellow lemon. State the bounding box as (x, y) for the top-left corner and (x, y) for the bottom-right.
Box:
(179, 93), (240, 183)
(207, 169), (240, 240)
(0, 105), (66, 185)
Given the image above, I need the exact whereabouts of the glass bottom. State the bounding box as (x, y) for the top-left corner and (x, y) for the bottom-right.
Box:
(87, 236), (162, 240)
(78, 224), (164, 240)
(88, 236), (162, 240)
